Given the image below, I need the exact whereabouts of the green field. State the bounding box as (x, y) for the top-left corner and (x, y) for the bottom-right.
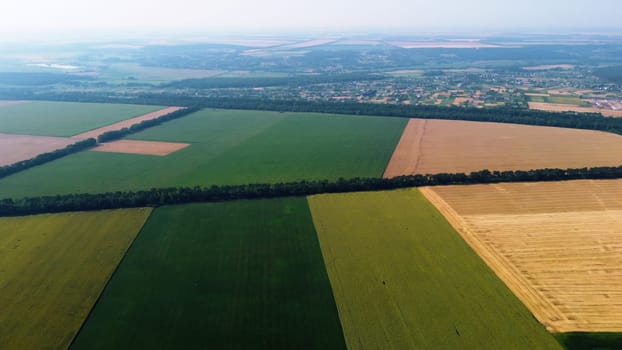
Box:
(555, 333), (622, 350)
(307, 189), (563, 350)
(70, 198), (346, 349)
(0, 101), (163, 136)
(0, 109), (406, 198)
(527, 94), (587, 106)
(0, 208), (152, 350)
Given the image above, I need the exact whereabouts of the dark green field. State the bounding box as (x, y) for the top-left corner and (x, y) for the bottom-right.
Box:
(555, 333), (622, 350)
(0, 109), (406, 198)
(0, 101), (163, 136)
(70, 198), (346, 349)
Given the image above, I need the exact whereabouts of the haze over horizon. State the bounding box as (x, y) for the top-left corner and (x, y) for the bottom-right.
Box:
(1, 0), (621, 41)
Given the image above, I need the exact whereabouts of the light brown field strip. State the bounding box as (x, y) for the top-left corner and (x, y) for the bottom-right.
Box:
(529, 102), (622, 117)
(92, 139), (190, 156)
(383, 118), (622, 177)
(71, 106), (185, 140)
(389, 41), (501, 49)
(0, 101), (28, 107)
(523, 64), (575, 71)
(0, 133), (75, 166)
(421, 179), (622, 332)
(383, 119), (426, 178)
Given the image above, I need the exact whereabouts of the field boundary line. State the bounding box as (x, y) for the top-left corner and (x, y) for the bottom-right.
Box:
(419, 187), (566, 332)
(71, 106), (185, 140)
(66, 207), (154, 349)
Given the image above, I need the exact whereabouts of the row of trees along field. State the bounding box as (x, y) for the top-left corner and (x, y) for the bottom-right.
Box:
(0, 139), (96, 180)
(0, 107), (198, 180)
(2, 165), (622, 217)
(97, 106), (200, 142)
(2, 90), (621, 135)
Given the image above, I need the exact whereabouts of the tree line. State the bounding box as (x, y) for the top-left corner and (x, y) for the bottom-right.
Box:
(2, 91), (619, 135)
(0, 138), (96, 180)
(97, 106), (199, 142)
(2, 165), (622, 217)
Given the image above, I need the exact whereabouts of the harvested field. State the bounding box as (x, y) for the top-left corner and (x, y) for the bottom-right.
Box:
(420, 179), (622, 332)
(93, 140), (190, 156)
(0, 100), (28, 107)
(523, 64), (575, 70)
(383, 118), (622, 177)
(389, 41), (501, 49)
(283, 39), (335, 48)
(528, 102), (622, 117)
(0, 132), (75, 166)
(0, 208), (152, 350)
(452, 97), (473, 105)
(72, 106), (185, 139)
(308, 189), (561, 349)
(334, 40), (381, 46)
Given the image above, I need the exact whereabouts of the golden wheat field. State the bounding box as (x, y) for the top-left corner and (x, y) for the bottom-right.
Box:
(420, 180), (622, 332)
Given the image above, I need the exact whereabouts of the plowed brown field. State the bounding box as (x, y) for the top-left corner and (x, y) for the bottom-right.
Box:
(420, 180), (622, 332)
(93, 140), (190, 156)
(0, 133), (75, 166)
(71, 106), (184, 140)
(383, 118), (622, 177)
(0, 101), (28, 107)
(528, 102), (622, 117)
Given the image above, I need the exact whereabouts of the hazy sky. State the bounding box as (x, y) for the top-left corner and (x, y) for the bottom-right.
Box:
(1, 0), (620, 35)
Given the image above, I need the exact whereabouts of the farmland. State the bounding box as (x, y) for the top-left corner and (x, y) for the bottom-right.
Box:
(0, 208), (152, 350)
(307, 189), (561, 349)
(71, 106), (184, 139)
(383, 118), (622, 177)
(526, 94), (586, 106)
(0, 109), (406, 198)
(0, 100), (28, 107)
(70, 199), (346, 349)
(92, 139), (190, 156)
(528, 102), (622, 117)
(0, 101), (163, 137)
(0, 132), (75, 166)
(420, 179), (622, 333)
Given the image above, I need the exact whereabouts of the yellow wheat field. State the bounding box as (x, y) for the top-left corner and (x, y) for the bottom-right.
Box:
(0, 208), (152, 350)
(421, 180), (622, 332)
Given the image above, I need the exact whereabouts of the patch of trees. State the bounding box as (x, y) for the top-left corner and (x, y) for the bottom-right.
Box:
(3, 165), (622, 217)
(162, 73), (386, 89)
(97, 107), (199, 142)
(0, 138), (96, 180)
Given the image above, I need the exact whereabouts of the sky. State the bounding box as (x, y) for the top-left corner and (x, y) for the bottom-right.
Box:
(0, 0), (620, 37)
